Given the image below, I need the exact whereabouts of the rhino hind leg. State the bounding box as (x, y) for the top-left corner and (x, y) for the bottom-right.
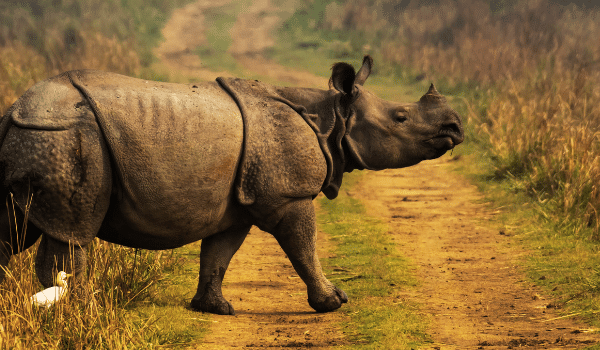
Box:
(190, 224), (251, 315)
(270, 198), (348, 313)
(0, 192), (44, 281)
(0, 124), (112, 289)
(35, 233), (87, 288)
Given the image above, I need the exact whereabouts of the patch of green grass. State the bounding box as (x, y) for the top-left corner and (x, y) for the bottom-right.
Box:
(318, 172), (431, 349)
(135, 242), (211, 347)
(507, 210), (600, 328)
(270, 0), (371, 74)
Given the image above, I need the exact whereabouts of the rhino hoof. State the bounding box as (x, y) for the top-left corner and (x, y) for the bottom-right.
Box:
(308, 287), (348, 313)
(190, 296), (236, 315)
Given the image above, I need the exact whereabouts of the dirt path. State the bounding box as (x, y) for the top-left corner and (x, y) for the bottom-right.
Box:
(155, 0), (326, 87)
(228, 0), (326, 88)
(157, 0), (600, 348)
(354, 159), (600, 349)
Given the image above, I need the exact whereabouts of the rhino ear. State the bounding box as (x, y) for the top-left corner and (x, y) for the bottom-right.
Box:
(354, 55), (373, 86)
(329, 62), (356, 96)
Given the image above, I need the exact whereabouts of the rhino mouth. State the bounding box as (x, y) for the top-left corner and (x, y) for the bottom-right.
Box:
(425, 125), (464, 157)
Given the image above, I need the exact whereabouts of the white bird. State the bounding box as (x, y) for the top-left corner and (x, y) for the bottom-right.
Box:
(30, 271), (72, 308)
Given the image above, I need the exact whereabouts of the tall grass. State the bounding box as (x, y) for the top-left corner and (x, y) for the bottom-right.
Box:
(478, 67), (600, 237)
(0, 225), (183, 349)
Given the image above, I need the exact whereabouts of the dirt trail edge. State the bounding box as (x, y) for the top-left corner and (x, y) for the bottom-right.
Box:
(353, 158), (600, 349)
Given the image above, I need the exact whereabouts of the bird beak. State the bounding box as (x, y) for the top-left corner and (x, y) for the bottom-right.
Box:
(66, 273), (73, 277)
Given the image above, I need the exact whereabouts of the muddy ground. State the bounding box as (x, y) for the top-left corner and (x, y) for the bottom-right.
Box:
(156, 0), (600, 348)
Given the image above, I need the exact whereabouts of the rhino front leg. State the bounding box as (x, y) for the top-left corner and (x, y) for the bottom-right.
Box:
(271, 198), (348, 313)
(190, 224), (251, 315)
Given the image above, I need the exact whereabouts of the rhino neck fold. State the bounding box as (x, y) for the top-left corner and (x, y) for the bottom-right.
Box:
(216, 77), (350, 201)
(278, 91), (352, 200)
(333, 100), (374, 174)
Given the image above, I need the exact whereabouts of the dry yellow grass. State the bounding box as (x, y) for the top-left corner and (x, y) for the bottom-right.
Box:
(0, 211), (177, 349)
(0, 41), (47, 113)
(478, 69), (600, 236)
(0, 242), (158, 349)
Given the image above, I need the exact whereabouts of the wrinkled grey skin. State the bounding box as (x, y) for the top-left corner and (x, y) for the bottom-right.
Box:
(0, 56), (463, 315)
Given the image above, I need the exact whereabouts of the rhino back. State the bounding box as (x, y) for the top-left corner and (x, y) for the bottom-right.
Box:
(73, 71), (245, 248)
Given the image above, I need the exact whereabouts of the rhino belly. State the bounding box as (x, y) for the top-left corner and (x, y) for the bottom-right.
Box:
(96, 130), (245, 249)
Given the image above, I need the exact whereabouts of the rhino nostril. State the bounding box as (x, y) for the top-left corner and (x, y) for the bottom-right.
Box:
(440, 122), (462, 136)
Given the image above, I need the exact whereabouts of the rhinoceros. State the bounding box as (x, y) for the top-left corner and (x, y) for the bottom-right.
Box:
(0, 56), (463, 314)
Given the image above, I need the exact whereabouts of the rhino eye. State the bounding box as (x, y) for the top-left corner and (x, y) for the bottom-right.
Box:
(393, 112), (407, 123)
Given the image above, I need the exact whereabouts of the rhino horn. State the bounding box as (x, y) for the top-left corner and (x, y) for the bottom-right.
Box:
(420, 83), (446, 105)
(354, 55), (373, 86)
(427, 83), (440, 95)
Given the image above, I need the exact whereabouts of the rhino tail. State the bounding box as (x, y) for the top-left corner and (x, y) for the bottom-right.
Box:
(0, 102), (17, 149)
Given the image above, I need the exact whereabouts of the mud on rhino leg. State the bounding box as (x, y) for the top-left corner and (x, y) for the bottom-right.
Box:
(190, 224), (251, 315)
(270, 198), (348, 313)
(0, 194), (43, 281)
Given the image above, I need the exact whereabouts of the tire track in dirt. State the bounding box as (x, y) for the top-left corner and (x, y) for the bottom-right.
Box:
(353, 158), (600, 349)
